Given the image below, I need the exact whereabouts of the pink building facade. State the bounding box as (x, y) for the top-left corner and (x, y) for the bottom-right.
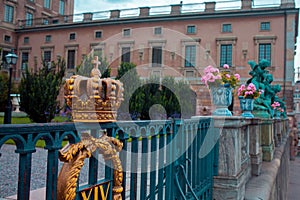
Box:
(0, 0), (298, 115)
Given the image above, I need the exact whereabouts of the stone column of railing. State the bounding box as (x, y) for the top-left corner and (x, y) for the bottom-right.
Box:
(213, 117), (251, 200)
(247, 118), (263, 176)
(260, 119), (275, 161)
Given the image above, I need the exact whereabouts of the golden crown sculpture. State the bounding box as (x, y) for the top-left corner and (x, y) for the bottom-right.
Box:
(64, 56), (124, 122)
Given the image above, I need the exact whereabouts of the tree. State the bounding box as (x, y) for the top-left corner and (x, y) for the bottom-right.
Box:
(0, 71), (18, 112)
(116, 62), (144, 120)
(76, 52), (110, 78)
(19, 58), (66, 123)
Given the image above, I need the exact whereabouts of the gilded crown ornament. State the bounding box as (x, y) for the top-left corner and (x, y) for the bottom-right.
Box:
(64, 56), (124, 122)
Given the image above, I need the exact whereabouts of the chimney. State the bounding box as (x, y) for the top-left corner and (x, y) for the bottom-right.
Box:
(241, 0), (252, 10)
(171, 4), (182, 15)
(139, 7), (150, 17)
(280, 0), (295, 8)
(205, 2), (216, 13)
(83, 12), (93, 22)
(110, 10), (120, 19)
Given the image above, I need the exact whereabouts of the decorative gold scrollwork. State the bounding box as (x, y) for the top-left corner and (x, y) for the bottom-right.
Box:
(57, 132), (123, 200)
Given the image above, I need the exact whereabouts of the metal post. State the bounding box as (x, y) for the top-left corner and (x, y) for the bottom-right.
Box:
(4, 66), (13, 124)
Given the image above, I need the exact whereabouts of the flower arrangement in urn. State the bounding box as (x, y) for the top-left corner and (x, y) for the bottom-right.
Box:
(201, 64), (240, 88)
(201, 64), (240, 116)
(237, 83), (262, 99)
(271, 101), (284, 119)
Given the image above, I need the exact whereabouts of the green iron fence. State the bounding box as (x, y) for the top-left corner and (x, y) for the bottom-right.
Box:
(0, 118), (218, 200)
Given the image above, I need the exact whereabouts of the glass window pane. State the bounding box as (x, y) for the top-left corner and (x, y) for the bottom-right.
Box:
(185, 45), (196, 67)
(152, 47), (162, 67)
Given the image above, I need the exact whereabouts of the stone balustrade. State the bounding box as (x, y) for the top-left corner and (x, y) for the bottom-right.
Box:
(212, 117), (290, 200)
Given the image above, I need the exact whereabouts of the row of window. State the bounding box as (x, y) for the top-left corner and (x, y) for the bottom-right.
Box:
(18, 42), (271, 72)
(4, 1), (65, 23)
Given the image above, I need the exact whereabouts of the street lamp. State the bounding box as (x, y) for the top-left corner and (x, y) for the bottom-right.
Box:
(3, 49), (18, 124)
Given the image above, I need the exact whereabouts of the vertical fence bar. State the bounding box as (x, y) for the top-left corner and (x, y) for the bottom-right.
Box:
(105, 128), (114, 200)
(165, 124), (173, 199)
(88, 129), (99, 185)
(158, 127), (165, 199)
(140, 128), (148, 200)
(45, 147), (59, 200)
(130, 132), (138, 200)
(17, 150), (34, 200)
(149, 131), (157, 200)
(187, 124), (192, 187)
(192, 124), (197, 188)
(118, 128), (128, 200)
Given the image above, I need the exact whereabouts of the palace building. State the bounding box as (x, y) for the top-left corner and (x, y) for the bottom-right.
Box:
(0, 0), (298, 115)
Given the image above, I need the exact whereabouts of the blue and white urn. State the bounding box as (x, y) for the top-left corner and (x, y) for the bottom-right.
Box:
(239, 96), (254, 118)
(211, 84), (232, 116)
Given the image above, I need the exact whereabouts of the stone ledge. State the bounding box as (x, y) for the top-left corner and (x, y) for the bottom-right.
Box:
(244, 136), (289, 200)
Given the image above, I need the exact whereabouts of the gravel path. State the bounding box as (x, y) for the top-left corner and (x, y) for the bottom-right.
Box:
(0, 144), (102, 198)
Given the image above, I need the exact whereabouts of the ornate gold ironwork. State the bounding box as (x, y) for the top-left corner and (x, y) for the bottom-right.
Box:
(57, 132), (123, 200)
(59, 57), (124, 199)
(64, 56), (124, 122)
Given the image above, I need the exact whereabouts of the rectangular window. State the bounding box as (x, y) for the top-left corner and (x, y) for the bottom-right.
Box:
(69, 33), (76, 40)
(187, 25), (196, 34)
(121, 47), (131, 63)
(260, 22), (270, 31)
(59, 0), (65, 15)
(21, 52), (29, 70)
(220, 44), (232, 67)
(154, 27), (162, 35)
(44, 0), (51, 9)
(259, 43), (271, 63)
(24, 37), (29, 44)
(222, 24), (232, 33)
(152, 47), (162, 67)
(67, 50), (76, 69)
(43, 50), (51, 62)
(4, 35), (11, 43)
(45, 35), (51, 42)
(95, 31), (102, 38)
(123, 29), (131, 37)
(185, 45), (196, 67)
(4, 5), (14, 23)
(43, 19), (49, 25)
(25, 12), (33, 27)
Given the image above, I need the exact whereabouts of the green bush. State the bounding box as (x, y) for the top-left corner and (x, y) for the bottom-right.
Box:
(19, 58), (66, 123)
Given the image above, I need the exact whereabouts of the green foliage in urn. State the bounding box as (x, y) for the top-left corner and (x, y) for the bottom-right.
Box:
(19, 58), (66, 123)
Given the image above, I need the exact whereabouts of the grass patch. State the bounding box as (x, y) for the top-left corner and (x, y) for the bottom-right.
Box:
(0, 116), (69, 124)
(5, 139), (68, 148)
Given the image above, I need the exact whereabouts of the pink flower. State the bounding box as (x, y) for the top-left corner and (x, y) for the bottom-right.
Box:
(225, 74), (231, 79)
(234, 74), (240, 80)
(223, 64), (229, 69)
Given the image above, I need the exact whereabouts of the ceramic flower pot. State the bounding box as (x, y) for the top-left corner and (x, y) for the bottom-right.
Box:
(210, 84), (232, 116)
(239, 96), (254, 118)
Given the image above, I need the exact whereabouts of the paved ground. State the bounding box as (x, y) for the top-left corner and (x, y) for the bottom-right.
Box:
(288, 155), (300, 200)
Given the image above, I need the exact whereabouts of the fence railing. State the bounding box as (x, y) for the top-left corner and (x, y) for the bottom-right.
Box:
(0, 118), (218, 200)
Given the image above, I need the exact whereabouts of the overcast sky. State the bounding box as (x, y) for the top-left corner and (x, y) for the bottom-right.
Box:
(74, 0), (300, 77)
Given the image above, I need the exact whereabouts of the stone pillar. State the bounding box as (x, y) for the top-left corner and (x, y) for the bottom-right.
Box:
(205, 2), (216, 13)
(213, 117), (250, 200)
(260, 119), (275, 161)
(241, 0), (252, 10)
(110, 10), (120, 19)
(248, 118), (262, 176)
(171, 4), (182, 15)
(280, 0), (295, 8)
(139, 7), (150, 16)
(83, 12), (93, 22)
